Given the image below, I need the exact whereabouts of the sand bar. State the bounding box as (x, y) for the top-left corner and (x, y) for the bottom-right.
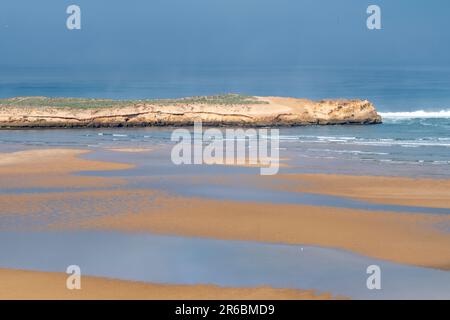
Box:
(272, 174), (450, 209)
(0, 149), (131, 189)
(60, 196), (450, 270)
(0, 268), (335, 300)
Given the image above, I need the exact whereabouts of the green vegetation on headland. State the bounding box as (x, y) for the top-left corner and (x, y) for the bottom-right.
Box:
(0, 94), (267, 109)
(0, 95), (382, 128)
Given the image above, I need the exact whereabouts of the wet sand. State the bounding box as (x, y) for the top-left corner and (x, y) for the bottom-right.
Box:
(69, 196), (450, 270)
(272, 174), (450, 209)
(1, 148), (449, 270)
(3, 187), (448, 269)
(0, 149), (131, 173)
(184, 172), (450, 209)
(0, 149), (131, 189)
(107, 148), (154, 153)
(0, 269), (333, 300)
(1, 146), (450, 302)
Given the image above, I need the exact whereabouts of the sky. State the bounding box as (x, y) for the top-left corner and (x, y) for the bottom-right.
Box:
(0, 0), (449, 68)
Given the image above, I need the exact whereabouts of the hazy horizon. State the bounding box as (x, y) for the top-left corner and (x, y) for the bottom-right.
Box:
(1, 0), (449, 69)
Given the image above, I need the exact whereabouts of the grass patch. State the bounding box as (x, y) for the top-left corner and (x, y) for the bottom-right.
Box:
(0, 94), (267, 109)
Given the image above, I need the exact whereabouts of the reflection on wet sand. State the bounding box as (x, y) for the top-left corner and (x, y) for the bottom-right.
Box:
(0, 147), (449, 299)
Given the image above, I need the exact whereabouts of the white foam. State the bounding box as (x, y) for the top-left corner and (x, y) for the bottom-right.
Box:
(379, 109), (450, 119)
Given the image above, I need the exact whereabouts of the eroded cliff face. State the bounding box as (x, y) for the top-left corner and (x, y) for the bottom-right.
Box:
(0, 96), (382, 128)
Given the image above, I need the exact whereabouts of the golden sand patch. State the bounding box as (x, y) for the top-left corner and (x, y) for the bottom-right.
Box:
(272, 174), (450, 209)
(0, 268), (336, 300)
(0, 148), (132, 189)
(0, 148), (132, 174)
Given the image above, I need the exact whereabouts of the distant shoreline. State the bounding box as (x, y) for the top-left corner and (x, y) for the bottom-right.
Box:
(0, 94), (382, 128)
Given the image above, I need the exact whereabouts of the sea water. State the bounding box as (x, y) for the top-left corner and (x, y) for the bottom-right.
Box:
(1, 65), (449, 176)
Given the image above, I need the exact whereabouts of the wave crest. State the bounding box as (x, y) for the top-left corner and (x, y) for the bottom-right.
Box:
(379, 109), (450, 119)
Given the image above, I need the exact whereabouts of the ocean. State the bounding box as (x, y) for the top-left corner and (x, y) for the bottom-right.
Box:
(1, 65), (450, 112)
(0, 65), (449, 177)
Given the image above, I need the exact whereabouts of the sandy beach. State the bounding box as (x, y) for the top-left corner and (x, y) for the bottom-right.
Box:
(0, 269), (334, 300)
(1, 147), (449, 299)
(68, 196), (450, 270)
(273, 174), (450, 209)
(0, 149), (131, 189)
(0, 149), (448, 269)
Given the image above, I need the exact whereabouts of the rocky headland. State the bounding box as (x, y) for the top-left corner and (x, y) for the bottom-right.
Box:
(0, 94), (382, 128)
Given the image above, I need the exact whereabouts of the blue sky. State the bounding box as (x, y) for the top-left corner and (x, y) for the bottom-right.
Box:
(0, 0), (449, 68)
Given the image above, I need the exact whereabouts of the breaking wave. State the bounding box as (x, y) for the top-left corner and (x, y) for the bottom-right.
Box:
(379, 109), (450, 119)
